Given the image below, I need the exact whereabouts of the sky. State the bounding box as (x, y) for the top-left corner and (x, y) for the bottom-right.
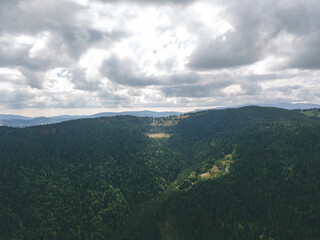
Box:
(1, 0), (320, 116)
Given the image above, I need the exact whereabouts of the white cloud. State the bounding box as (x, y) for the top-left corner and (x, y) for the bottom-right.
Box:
(0, 0), (320, 115)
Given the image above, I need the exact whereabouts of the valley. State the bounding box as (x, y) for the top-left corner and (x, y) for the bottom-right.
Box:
(1, 106), (320, 239)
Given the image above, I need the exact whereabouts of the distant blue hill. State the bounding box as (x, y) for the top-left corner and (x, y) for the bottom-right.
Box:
(0, 114), (32, 120)
(90, 110), (181, 118)
(1, 103), (320, 128)
(0, 111), (181, 128)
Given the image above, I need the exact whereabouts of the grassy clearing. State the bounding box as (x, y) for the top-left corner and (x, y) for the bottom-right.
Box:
(200, 154), (233, 179)
(301, 110), (320, 118)
(146, 133), (172, 138)
(176, 154), (234, 191)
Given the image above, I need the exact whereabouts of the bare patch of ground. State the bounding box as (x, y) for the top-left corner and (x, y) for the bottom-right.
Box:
(200, 172), (211, 178)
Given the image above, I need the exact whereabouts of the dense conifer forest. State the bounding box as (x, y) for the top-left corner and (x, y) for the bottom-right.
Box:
(1, 106), (320, 239)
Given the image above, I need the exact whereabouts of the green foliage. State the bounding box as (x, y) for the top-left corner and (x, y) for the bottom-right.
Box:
(300, 108), (320, 118)
(1, 107), (320, 239)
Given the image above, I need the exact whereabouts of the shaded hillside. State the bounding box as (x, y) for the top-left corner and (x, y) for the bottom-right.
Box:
(122, 107), (320, 240)
(1, 107), (320, 239)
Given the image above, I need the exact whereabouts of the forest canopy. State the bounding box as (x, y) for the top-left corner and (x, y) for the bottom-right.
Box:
(1, 106), (320, 240)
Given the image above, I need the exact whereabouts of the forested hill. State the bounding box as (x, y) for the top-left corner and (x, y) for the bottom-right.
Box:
(1, 106), (320, 239)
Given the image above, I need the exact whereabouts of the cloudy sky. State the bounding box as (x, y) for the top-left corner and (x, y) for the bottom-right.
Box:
(1, 0), (320, 116)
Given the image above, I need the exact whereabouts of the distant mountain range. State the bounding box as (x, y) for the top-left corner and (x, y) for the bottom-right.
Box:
(0, 111), (181, 128)
(1, 102), (320, 128)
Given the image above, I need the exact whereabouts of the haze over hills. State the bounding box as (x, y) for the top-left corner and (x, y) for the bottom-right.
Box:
(0, 111), (181, 128)
(1, 103), (320, 128)
(1, 106), (320, 239)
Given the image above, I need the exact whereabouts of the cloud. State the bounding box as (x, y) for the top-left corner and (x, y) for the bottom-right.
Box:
(187, 0), (269, 70)
(94, 0), (195, 5)
(240, 81), (262, 96)
(161, 80), (261, 99)
(18, 68), (45, 89)
(69, 67), (104, 91)
(0, 0), (81, 33)
(58, 25), (105, 59)
(0, 86), (35, 109)
(101, 54), (159, 86)
(100, 53), (209, 88)
(161, 73), (234, 98)
(188, 33), (262, 70)
(0, 0), (121, 66)
(0, 0), (320, 113)
(287, 33), (320, 69)
(274, 2), (313, 35)
(162, 84), (224, 98)
(188, 0), (320, 70)
(274, 0), (320, 69)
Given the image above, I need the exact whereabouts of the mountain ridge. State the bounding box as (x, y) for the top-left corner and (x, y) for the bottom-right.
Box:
(1, 106), (320, 239)
(2, 102), (319, 128)
(0, 110), (181, 128)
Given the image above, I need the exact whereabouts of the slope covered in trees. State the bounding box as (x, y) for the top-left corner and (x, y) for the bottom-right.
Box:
(1, 107), (320, 239)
